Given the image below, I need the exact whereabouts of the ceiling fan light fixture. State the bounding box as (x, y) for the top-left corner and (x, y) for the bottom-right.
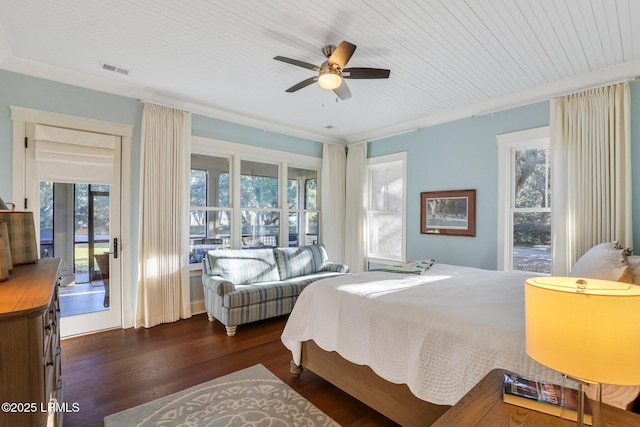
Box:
(318, 70), (342, 90)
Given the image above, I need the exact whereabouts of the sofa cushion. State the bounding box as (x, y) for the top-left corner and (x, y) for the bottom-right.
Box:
(223, 281), (307, 308)
(282, 271), (347, 286)
(274, 244), (328, 280)
(207, 248), (279, 285)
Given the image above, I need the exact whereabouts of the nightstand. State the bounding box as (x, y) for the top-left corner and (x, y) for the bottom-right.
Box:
(432, 368), (640, 426)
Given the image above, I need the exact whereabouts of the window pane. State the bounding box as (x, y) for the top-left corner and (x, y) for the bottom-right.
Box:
(189, 209), (231, 240)
(512, 212), (551, 274)
(40, 181), (54, 257)
(241, 161), (278, 208)
(305, 178), (317, 210)
(288, 179), (299, 209)
(370, 165), (402, 212)
(288, 212), (299, 247)
(305, 212), (318, 245)
(386, 166), (403, 212)
(514, 148), (548, 208)
(189, 209), (231, 263)
(190, 169), (207, 207)
(242, 210), (279, 247)
(190, 154), (230, 208)
(370, 168), (387, 211)
(368, 212), (402, 258)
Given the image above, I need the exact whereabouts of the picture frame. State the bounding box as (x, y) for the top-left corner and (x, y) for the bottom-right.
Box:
(420, 189), (476, 237)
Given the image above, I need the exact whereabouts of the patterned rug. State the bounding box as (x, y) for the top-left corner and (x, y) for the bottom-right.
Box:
(104, 364), (340, 427)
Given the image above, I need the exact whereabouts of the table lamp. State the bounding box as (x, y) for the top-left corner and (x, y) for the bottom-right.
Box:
(525, 277), (640, 427)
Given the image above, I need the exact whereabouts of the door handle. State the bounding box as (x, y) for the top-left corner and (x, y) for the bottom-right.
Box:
(107, 238), (118, 259)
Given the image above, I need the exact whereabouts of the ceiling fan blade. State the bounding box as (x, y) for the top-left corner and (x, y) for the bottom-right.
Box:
(342, 67), (391, 79)
(328, 41), (356, 69)
(333, 80), (352, 100)
(274, 56), (320, 71)
(286, 76), (318, 93)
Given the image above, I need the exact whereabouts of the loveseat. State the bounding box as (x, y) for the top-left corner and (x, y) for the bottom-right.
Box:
(202, 244), (349, 336)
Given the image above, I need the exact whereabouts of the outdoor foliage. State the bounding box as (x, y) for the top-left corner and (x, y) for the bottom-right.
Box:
(513, 148), (550, 246)
(189, 168), (318, 239)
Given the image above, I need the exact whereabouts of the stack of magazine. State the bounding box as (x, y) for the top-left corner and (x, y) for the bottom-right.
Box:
(502, 373), (592, 425)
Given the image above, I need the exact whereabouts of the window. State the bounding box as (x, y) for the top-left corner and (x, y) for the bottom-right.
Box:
(189, 137), (321, 264)
(287, 167), (318, 247)
(241, 160), (279, 247)
(497, 127), (551, 274)
(367, 152), (407, 262)
(189, 154), (231, 263)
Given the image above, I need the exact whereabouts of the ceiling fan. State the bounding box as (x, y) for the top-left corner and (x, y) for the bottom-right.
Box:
(274, 40), (390, 100)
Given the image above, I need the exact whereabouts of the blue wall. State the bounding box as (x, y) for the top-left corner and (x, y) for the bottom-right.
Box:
(1, 69), (638, 293)
(192, 114), (323, 158)
(369, 81), (640, 269)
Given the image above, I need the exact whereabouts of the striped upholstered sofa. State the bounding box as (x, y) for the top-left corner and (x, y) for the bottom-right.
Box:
(202, 244), (349, 336)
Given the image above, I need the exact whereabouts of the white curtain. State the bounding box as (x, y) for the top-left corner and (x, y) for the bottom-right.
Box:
(344, 142), (367, 272)
(320, 143), (346, 263)
(550, 82), (631, 275)
(136, 103), (192, 328)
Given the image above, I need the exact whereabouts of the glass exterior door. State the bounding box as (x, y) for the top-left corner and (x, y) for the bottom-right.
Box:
(39, 183), (118, 321)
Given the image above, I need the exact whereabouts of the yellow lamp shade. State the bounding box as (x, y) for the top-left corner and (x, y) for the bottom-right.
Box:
(525, 276), (640, 386)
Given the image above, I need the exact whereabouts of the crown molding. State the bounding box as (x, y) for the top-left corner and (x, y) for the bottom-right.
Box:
(0, 55), (346, 145)
(3, 54), (639, 147)
(347, 60), (640, 145)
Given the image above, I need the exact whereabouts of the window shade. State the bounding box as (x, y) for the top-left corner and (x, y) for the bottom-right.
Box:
(33, 124), (118, 184)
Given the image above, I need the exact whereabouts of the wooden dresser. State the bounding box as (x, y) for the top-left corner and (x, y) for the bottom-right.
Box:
(0, 259), (63, 427)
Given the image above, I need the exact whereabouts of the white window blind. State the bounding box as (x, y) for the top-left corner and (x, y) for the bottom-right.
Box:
(33, 124), (118, 184)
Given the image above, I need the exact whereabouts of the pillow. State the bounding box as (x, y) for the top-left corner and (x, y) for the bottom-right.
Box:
(207, 249), (280, 284)
(273, 244), (328, 280)
(372, 259), (435, 275)
(569, 241), (633, 283)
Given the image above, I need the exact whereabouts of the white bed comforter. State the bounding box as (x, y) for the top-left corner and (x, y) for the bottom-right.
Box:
(281, 263), (639, 408)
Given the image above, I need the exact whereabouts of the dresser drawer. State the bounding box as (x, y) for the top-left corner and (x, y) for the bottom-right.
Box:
(0, 259), (63, 427)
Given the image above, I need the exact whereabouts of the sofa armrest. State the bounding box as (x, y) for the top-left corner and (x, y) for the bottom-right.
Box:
(202, 274), (236, 296)
(322, 262), (350, 273)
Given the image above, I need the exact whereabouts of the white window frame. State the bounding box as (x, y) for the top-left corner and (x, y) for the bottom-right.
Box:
(497, 126), (550, 273)
(366, 152), (407, 264)
(190, 136), (322, 268)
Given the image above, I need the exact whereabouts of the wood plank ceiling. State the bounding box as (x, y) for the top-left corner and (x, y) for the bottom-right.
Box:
(0, 0), (638, 144)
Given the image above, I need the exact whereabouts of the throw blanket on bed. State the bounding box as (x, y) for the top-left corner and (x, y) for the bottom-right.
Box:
(281, 263), (639, 408)
(371, 259), (434, 274)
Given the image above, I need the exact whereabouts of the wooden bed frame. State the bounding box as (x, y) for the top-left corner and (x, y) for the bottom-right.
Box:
(291, 340), (450, 426)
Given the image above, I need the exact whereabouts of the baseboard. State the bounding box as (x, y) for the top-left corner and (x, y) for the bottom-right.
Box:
(191, 299), (205, 315)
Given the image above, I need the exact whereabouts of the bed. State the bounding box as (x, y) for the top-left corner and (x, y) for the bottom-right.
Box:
(281, 263), (640, 426)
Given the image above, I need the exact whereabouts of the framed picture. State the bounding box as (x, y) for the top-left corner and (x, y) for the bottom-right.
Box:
(420, 189), (476, 237)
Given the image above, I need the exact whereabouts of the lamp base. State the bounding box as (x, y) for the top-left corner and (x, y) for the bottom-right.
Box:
(571, 377), (601, 427)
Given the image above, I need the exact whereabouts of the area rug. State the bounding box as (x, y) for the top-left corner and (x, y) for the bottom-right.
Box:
(104, 364), (340, 426)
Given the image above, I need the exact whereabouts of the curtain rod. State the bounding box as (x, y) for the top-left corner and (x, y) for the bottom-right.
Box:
(553, 76), (638, 100)
(471, 76), (639, 119)
(138, 99), (188, 112)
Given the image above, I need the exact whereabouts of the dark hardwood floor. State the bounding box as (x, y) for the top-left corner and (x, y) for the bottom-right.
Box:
(61, 313), (399, 426)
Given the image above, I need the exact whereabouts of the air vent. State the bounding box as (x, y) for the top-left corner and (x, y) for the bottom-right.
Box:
(101, 63), (130, 76)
